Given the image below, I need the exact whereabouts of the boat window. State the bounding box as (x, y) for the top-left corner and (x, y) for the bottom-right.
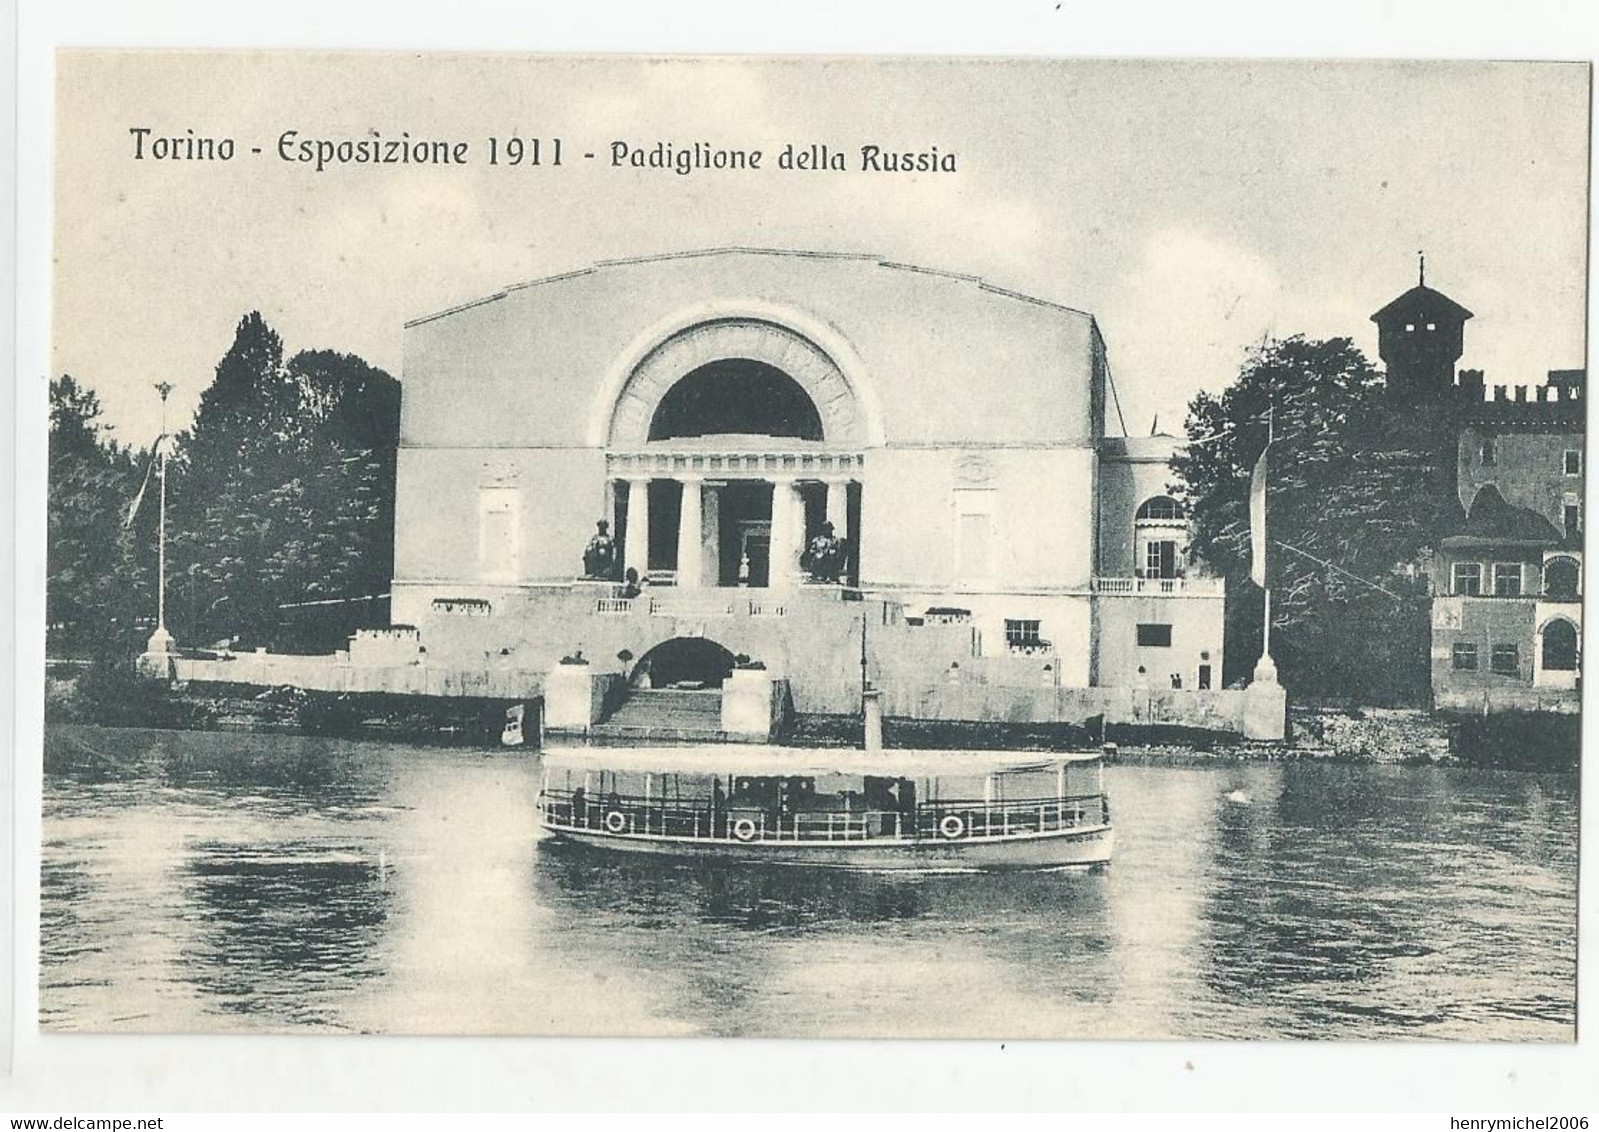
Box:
(998, 768), (1061, 799)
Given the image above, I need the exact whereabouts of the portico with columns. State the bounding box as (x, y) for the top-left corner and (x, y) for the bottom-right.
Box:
(610, 453), (861, 590)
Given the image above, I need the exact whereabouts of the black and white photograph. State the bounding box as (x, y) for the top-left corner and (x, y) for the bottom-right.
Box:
(9, 27), (1594, 1107)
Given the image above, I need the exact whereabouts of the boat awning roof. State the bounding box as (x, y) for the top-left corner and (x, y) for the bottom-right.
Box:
(540, 745), (1105, 777)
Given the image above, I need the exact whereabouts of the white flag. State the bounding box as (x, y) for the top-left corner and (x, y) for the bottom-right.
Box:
(123, 446), (160, 529)
(1249, 442), (1271, 588)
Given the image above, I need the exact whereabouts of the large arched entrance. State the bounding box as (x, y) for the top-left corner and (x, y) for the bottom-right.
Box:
(603, 318), (867, 589)
(636, 637), (737, 689)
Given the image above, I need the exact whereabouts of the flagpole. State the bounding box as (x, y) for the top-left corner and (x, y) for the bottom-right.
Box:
(141, 382), (177, 673)
(1254, 403), (1277, 684)
(156, 381), (171, 634)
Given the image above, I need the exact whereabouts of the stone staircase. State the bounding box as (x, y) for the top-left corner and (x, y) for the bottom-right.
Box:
(590, 687), (731, 742)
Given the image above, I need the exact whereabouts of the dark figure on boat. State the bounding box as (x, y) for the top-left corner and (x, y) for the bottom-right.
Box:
(583, 520), (619, 580)
(800, 521), (848, 584)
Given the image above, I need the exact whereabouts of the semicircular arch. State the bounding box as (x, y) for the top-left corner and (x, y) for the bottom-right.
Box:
(588, 301), (885, 448)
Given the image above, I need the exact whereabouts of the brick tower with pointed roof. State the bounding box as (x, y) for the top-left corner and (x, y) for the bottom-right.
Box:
(1370, 254), (1474, 403)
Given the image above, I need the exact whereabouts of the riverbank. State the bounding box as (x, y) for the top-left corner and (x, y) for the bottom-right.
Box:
(45, 667), (1579, 771)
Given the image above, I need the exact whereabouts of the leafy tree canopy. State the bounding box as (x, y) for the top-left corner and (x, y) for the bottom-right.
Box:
(1170, 335), (1454, 704)
(167, 313), (401, 650)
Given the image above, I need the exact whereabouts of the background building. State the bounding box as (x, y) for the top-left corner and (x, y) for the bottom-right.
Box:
(1372, 276), (1584, 713)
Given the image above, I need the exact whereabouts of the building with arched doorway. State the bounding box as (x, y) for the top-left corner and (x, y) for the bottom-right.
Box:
(1375, 270), (1586, 714)
(388, 249), (1227, 729)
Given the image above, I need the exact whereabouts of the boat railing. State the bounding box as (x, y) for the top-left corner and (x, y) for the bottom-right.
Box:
(539, 789), (1108, 844)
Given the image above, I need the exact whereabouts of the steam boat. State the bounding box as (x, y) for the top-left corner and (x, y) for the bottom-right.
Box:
(537, 745), (1114, 873)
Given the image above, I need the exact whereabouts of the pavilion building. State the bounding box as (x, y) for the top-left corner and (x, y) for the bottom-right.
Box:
(384, 249), (1230, 733)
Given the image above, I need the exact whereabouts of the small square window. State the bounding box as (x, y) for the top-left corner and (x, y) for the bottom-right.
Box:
(1404, 323), (1416, 332)
(1492, 562), (1522, 597)
(1564, 450), (1582, 476)
(1136, 623), (1173, 648)
(1491, 644), (1519, 676)
(1426, 322), (1437, 331)
(1451, 563), (1481, 596)
(1452, 643), (1478, 671)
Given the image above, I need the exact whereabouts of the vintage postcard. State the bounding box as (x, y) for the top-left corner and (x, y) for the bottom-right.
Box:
(39, 52), (1586, 1041)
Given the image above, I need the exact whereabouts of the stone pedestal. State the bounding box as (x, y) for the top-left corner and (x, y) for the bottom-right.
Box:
(1243, 678), (1287, 741)
(721, 667), (778, 740)
(862, 686), (884, 752)
(138, 626), (177, 680)
(545, 662), (611, 733)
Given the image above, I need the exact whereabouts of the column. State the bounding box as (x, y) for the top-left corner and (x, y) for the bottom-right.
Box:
(624, 478), (650, 577)
(701, 484), (722, 587)
(768, 477), (799, 590)
(676, 476), (703, 589)
(825, 478), (849, 537)
(826, 477), (856, 586)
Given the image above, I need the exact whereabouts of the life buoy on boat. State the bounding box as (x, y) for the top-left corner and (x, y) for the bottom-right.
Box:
(604, 810), (628, 834)
(939, 814), (967, 840)
(731, 818), (758, 843)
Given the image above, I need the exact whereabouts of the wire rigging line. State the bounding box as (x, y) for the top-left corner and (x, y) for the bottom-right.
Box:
(1271, 539), (1407, 603)
(1103, 359), (1130, 437)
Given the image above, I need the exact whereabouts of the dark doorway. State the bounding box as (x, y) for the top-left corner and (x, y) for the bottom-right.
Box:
(1542, 619), (1578, 672)
(649, 359), (824, 442)
(646, 480), (683, 574)
(717, 481), (773, 587)
(638, 638), (738, 688)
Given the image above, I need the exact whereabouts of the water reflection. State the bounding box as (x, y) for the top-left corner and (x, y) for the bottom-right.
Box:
(39, 726), (1578, 1040)
(181, 842), (389, 1028)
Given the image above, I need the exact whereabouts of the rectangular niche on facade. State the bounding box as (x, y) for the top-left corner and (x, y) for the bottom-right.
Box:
(479, 486), (521, 582)
(953, 488), (996, 586)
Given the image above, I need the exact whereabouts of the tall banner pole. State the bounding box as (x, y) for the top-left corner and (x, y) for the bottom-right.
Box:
(141, 382), (178, 674)
(156, 382), (170, 633)
(1249, 401), (1279, 690)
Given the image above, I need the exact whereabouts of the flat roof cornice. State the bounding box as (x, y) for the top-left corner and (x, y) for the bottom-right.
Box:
(404, 247), (1093, 327)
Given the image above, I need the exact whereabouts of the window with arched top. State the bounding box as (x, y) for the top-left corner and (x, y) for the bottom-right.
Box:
(1136, 496), (1184, 521)
(1544, 556), (1580, 600)
(1134, 496), (1187, 579)
(1541, 619), (1578, 672)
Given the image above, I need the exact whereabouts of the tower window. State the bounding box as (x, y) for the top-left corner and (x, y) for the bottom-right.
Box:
(1564, 450), (1581, 476)
(1565, 503), (1581, 541)
(1480, 437), (1497, 466)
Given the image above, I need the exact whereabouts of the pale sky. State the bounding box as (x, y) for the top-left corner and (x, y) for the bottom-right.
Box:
(52, 54), (1590, 448)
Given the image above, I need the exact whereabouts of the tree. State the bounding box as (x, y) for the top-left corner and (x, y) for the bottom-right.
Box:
(47, 376), (152, 653)
(166, 314), (401, 650)
(1171, 336), (1454, 704)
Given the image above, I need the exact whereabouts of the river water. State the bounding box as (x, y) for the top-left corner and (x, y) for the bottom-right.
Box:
(39, 725), (1578, 1040)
